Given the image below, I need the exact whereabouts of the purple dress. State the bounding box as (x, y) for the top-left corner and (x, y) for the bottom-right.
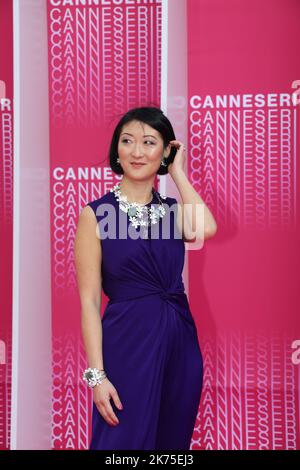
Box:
(86, 188), (203, 450)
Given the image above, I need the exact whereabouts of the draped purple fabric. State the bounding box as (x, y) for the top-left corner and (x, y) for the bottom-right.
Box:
(86, 189), (203, 450)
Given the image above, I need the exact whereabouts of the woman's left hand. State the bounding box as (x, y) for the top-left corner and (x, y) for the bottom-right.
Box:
(167, 140), (186, 178)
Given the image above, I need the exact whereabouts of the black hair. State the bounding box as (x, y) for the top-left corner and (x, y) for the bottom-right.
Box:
(108, 106), (177, 176)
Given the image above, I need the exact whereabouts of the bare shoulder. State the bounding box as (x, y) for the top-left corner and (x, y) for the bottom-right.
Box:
(79, 204), (97, 221)
(76, 205), (101, 241)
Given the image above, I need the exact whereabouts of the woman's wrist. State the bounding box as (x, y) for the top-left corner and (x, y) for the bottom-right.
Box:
(82, 367), (107, 388)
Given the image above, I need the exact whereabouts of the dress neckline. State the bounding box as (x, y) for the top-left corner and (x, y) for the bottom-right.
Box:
(112, 186), (157, 207)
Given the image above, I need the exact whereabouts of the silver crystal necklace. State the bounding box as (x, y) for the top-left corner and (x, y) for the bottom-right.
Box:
(111, 182), (167, 229)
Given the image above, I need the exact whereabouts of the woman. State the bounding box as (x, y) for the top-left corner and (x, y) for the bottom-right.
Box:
(74, 106), (217, 450)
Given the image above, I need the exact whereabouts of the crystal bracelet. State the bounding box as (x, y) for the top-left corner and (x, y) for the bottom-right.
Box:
(82, 367), (107, 388)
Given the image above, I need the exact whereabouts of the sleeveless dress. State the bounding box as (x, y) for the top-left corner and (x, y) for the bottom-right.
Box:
(86, 188), (203, 450)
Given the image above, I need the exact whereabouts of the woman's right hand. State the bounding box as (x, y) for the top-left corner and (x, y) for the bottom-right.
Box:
(93, 378), (123, 426)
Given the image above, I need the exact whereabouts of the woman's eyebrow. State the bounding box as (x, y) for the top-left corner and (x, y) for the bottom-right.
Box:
(121, 132), (158, 140)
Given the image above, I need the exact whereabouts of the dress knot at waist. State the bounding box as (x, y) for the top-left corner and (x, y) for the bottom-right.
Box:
(159, 288), (184, 300)
(108, 288), (196, 327)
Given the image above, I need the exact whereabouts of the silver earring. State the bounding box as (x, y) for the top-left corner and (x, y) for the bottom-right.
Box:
(160, 156), (167, 167)
(116, 157), (120, 164)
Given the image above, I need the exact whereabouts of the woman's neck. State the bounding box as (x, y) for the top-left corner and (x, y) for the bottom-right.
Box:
(118, 177), (154, 205)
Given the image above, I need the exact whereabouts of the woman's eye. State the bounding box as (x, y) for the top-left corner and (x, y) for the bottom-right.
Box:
(121, 139), (155, 145)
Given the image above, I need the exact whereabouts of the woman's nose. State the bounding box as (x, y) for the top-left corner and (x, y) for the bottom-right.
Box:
(131, 144), (144, 156)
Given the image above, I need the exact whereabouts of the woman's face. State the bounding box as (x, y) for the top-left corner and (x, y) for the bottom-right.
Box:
(117, 120), (169, 179)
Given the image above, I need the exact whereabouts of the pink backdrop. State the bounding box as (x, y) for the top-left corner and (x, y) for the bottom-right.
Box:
(187, 0), (300, 449)
(1, 0), (300, 450)
(45, 0), (300, 450)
